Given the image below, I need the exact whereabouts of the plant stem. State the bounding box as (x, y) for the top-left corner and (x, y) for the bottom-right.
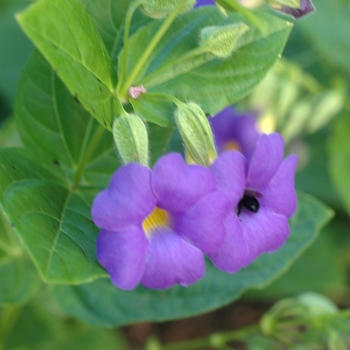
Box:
(119, 0), (189, 98)
(220, 0), (268, 34)
(140, 92), (187, 107)
(72, 124), (106, 188)
(117, 0), (145, 93)
(139, 46), (209, 88)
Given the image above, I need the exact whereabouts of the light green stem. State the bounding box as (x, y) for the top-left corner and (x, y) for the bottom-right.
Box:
(117, 0), (145, 93)
(220, 0), (268, 34)
(72, 124), (106, 188)
(141, 92), (187, 107)
(119, 0), (189, 98)
(139, 46), (209, 87)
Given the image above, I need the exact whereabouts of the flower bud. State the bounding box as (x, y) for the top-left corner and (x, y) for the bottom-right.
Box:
(142, 0), (196, 19)
(113, 114), (149, 166)
(266, 0), (315, 19)
(174, 102), (217, 166)
(200, 23), (249, 59)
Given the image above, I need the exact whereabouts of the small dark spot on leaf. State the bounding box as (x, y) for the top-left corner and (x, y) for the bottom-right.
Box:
(53, 159), (59, 166)
(74, 95), (80, 104)
(10, 222), (15, 227)
(12, 166), (16, 170)
(99, 85), (102, 92)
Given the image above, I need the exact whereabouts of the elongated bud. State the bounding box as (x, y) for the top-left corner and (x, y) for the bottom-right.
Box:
(266, 0), (315, 18)
(174, 102), (217, 166)
(200, 23), (249, 59)
(142, 0), (196, 19)
(113, 114), (149, 166)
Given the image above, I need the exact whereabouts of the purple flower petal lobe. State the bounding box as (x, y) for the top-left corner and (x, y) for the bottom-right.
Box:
(92, 163), (156, 231)
(141, 229), (205, 289)
(247, 133), (284, 189)
(152, 153), (216, 213)
(97, 228), (148, 290)
(260, 155), (298, 218)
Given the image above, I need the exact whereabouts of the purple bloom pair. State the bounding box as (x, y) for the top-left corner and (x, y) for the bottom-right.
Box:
(92, 153), (230, 290)
(92, 130), (297, 290)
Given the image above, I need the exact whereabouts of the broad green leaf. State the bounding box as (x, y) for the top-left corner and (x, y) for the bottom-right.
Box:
(328, 115), (350, 216)
(123, 8), (292, 126)
(299, 0), (350, 76)
(15, 50), (119, 188)
(79, 0), (150, 64)
(0, 1), (32, 105)
(16, 0), (120, 129)
(0, 209), (39, 305)
(0, 148), (107, 283)
(52, 192), (332, 327)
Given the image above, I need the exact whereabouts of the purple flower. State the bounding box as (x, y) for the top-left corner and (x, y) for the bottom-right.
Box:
(210, 106), (260, 160)
(92, 153), (231, 290)
(194, 0), (216, 7)
(271, 0), (315, 19)
(208, 133), (298, 273)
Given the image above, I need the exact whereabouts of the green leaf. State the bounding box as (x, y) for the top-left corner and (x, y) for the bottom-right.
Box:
(0, 1), (32, 104)
(0, 148), (107, 284)
(51, 192), (332, 326)
(328, 115), (350, 216)
(15, 49), (119, 188)
(124, 8), (292, 126)
(0, 210), (40, 305)
(16, 0), (120, 129)
(79, 0), (150, 64)
(299, 0), (350, 76)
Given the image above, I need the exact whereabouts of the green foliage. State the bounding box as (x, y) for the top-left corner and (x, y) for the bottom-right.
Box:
(16, 0), (121, 129)
(51, 193), (332, 326)
(128, 7), (292, 125)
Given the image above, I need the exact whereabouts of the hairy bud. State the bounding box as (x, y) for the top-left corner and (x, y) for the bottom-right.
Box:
(113, 114), (149, 166)
(142, 0), (196, 19)
(174, 102), (217, 166)
(200, 23), (249, 58)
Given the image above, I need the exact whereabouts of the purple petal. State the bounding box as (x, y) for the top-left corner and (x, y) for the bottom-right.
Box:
(208, 212), (248, 273)
(246, 133), (284, 190)
(92, 163), (156, 231)
(260, 155), (298, 218)
(97, 227), (148, 290)
(141, 229), (205, 289)
(239, 207), (290, 260)
(173, 191), (231, 254)
(152, 153), (216, 213)
(210, 107), (259, 159)
(210, 151), (247, 207)
(194, 0), (216, 7)
(278, 0), (315, 19)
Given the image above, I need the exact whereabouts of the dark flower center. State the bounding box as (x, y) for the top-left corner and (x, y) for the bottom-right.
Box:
(237, 192), (260, 215)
